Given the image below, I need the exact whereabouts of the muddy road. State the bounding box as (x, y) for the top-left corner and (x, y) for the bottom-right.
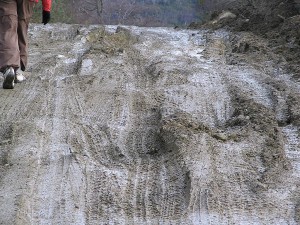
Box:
(0, 23), (300, 224)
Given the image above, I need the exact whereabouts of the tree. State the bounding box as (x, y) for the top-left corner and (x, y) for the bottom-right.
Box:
(75, 0), (103, 23)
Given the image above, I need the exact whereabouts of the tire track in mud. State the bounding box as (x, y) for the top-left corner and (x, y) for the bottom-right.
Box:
(0, 24), (89, 224)
(27, 33), (90, 224)
(75, 26), (195, 224)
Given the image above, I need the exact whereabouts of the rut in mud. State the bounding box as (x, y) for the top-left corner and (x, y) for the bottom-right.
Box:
(0, 23), (300, 224)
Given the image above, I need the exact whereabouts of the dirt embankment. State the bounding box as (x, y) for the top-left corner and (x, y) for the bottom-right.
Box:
(191, 0), (300, 77)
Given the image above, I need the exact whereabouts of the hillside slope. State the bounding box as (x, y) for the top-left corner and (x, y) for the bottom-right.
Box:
(0, 23), (300, 224)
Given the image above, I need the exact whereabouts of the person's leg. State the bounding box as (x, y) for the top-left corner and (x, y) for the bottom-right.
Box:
(0, 0), (19, 88)
(17, 0), (35, 72)
(0, 0), (19, 73)
(17, 18), (29, 71)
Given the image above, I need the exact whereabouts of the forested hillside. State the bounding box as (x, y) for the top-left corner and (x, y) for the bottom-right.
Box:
(101, 0), (203, 26)
(32, 0), (205, 26)
(32, 0), (300, 26)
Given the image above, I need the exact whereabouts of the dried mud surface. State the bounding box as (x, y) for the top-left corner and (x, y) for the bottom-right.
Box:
(0, 23), (300, 224)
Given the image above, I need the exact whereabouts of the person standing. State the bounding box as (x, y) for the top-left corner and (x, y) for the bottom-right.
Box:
(0, 0), (51, 89)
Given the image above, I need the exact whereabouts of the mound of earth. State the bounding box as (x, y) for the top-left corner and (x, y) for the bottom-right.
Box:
(190, 0), (300, 76)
